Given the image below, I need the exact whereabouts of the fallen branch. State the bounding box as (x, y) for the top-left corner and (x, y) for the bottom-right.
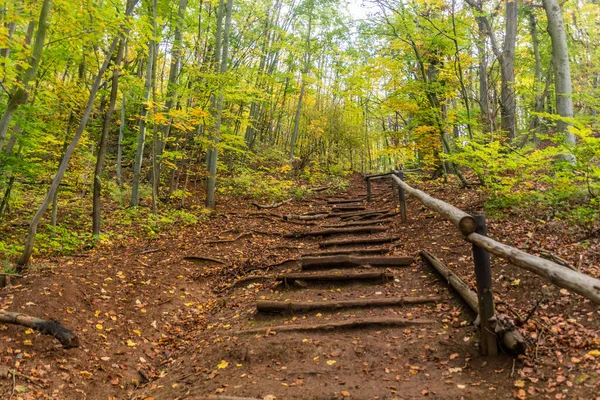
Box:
(302, 255), (413, 270)
(257, 295), (441, 313)
(420, 250), (526, 354)
(537, 250), (575, 271)
(284, 213), (329, 221)
(236, 317), (435, 335)
(319, 236), (400, 248)
(183, 256), (227, 265)
(251, 198), (292, 209)
(285, 226), (387, 238)
(201, 232), (252, 244)
(327, 198), (365, 204)
(0, 311), (79, 348)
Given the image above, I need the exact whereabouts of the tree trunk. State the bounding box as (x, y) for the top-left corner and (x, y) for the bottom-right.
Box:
(18, 36), (121, 269)
(131, 0), (157, 207)
(92, 32), (128, 235)
(542, 0), (576, 147)
(205, 0), (233, 208)
(289, 7), (313, 165)
(500, 0), (518, 140)
(0, 0), (52, 152)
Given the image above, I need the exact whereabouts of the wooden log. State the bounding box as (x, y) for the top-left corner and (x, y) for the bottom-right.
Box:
(301, 247), (390, 257)
(322, 218), (393, 228)
(284, 213), (329, 221)
(336, 209), (390, 219)
(390, 175), (477, 234)
(301, 255), (413, 269)
(251, 198), (292, 209)
(257, 295), (442, 313)
(276, 271), (394, 283)
(467, 232), (600, 304)
(184, 256), (227, 265)
(327, 198), (365, 204)
(285, 226), (387, 238)
(236, 317), (435, 335)
(318, 236), (400, 248)
(0, 311), (79, 348)
(396, 171), (408, 223)
(420, 250), (526, 354)
(332, 205), (365, 212)
(364, 172), (392, 179)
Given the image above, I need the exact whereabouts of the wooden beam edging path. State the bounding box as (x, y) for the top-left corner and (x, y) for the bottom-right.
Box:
(390, 174), (477, 234)
(384, 172), (600, 304)
(468, 233), (600, 304)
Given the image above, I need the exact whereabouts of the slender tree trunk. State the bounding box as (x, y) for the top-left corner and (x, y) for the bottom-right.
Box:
(500, 0), (518, 140)
(131, 0), (157, 207)
(0, 0), (51, 152)
(542, 0), (575, 147)
(17, 36), (121, 269)
(289, 8), (313, 165)
(92, 33), (127, 235)
(205, 0), (233, 208)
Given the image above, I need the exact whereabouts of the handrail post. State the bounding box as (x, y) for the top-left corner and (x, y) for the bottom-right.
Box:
(472, 212), (498, 356)
(395, 171), (407, 223)
(366, 177), (371, 202)
(391, 177), (398, 206)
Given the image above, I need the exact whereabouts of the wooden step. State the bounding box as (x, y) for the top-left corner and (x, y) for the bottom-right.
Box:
(236, 317), (435, 335)
(285, 226), (386, 238)
(301, 247), (390, 257)
(327, 198), (365, 205)
(319, 236), (400, 248)
(275, 271), (393, 284)
(301, 255), (414, 270)
(322, 219), (393, 228)
(332, 205), (366, 212)
(257, 295), (442, 313)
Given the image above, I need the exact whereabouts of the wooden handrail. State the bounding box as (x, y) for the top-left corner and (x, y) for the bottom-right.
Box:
(385, 173), (600, 304)
(390, 174), (477, 235)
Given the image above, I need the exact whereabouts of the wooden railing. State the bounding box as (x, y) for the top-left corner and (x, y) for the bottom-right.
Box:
(364, 171), (600, 354)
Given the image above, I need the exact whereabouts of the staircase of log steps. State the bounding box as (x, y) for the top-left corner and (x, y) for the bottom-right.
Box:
(238, 179), (441, 335)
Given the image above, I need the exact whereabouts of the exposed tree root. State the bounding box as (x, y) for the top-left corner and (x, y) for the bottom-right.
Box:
(0, 311), (79, 348)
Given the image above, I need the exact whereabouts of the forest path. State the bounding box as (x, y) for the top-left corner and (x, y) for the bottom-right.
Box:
(138, 177), (516, 400)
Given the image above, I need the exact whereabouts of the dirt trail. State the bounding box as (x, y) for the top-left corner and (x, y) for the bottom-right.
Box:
(1, 175), (598, 399)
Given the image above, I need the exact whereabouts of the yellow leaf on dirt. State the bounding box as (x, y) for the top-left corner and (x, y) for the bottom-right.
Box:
(133, 330), (141, 336)
(96, 324), (103, 330)
(127, 340), (137, 347)
(341, 391), (351, 397)
(23, 340), (33, 346)
(326, 360), (337, 365)
(24, 329), (34, 335)
(217, 360), (229, 369)
(514, 380), (525, 388)
(588, 349), (600, 357)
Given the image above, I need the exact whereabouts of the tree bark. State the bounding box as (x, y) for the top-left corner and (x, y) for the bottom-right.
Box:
(542, 0), (576, 147)
(0, 0), (52, 152)
(131, 0), (157, 207)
